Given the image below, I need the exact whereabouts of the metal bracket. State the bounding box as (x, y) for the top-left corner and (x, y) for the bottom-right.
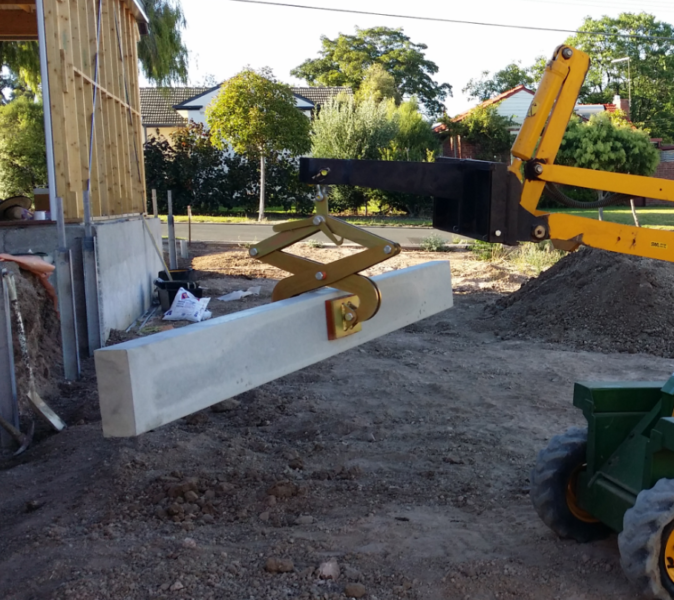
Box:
(325, 295), (362, 340)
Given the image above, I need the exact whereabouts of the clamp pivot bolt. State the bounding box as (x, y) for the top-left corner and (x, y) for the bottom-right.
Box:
(533, 163), (544, 175)
(313, 216), (324, 226)
(249, 248), (258, 257)
(315, 271), (327, 281)
(383, 245), (392, 255)
(562, 48), (573, 59)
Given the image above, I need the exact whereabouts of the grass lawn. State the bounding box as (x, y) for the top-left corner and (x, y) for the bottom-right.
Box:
(158, 213), (432, 227)
(547, 207), (674, 230)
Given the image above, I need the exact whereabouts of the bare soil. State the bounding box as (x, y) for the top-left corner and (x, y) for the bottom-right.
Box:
(1, 244), (671, 600)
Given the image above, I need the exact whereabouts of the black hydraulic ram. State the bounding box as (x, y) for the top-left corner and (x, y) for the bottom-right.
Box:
(299, 157), (544, 245)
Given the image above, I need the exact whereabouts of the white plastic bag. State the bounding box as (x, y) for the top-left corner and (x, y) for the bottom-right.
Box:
(217, 286), (261, 302)
(163, 287), (211, 323)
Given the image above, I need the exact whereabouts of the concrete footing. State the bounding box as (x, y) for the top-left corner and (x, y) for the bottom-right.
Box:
(95, 261), (453, 437)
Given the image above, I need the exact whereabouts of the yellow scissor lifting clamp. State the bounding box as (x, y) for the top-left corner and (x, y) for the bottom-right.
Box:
(249, 184), (401, 337)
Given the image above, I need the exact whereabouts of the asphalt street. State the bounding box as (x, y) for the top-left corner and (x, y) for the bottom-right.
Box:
(162, 222), (469, 247)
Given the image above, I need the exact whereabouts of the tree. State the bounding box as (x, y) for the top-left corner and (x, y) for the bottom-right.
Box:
(0, 0), (189, 92)
(439, 105), (515, 162)
(311, 95), (437, 215)
(557, 112), (659, 175)
(292, 27), (452, 116)
(565, 13), (674, 140)
(0, 95), (47, 197)
(355, 64), (398, 104)
(206, 68), (311, 221)
(138, 0), (189, 86)
(544, 111), (660, 207)
(463, 61), (538, 102)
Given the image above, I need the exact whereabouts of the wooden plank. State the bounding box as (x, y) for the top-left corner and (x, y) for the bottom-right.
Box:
(117, 6), (133, 213)
(88, 0), (106, 216)
(70, 0), (91, 194)
(0, 9), (38, 40)
(42, 0), (70, 216)
(55, 0), (83, 217)
(95, 261), (454, 437)
(128, 10), (145, 211)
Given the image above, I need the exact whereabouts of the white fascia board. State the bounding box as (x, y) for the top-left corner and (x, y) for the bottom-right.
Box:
(95, 261), (453, 437)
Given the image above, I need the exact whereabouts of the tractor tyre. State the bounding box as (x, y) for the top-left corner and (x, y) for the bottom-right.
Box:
(619, 478), (674, 600)
(530, 427), (611, 543)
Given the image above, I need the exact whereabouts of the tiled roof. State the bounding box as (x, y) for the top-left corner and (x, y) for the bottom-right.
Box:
(140, 85), (353, 127)
(290, 87), (353, 106)
(140, 87), (210, 126)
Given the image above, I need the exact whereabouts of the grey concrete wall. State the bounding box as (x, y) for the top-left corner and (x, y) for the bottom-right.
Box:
(95, 217), (162, 340)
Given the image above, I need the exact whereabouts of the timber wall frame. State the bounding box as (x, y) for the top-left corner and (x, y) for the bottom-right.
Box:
(0, 0), (148, 220)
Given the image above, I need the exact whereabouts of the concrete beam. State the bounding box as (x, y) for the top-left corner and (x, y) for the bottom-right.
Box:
(96, 261), (453, 437)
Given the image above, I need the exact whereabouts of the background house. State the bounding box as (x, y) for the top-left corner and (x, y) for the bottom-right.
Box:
(140, 85), (352, 142)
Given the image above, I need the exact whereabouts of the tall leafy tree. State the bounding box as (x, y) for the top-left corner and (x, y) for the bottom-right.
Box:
(138, 0), (189, 86)
(463, 61), (537, 102)
(206, 68), (311, 221)
(0, 96), (47, 197)
(565, 13), (674, 140)
(292, 27), (452, 116)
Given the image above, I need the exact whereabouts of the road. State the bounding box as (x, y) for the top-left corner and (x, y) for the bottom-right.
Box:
(162, 222), (468, 247)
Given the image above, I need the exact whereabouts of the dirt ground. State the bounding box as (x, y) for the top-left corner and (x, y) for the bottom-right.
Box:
(1, 243), (672, 600)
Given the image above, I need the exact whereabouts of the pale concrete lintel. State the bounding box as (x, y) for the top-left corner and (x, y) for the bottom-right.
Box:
(95, 261), (453, 437)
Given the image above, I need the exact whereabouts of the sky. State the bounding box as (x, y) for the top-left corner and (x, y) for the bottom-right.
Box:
(178, 0), (674, 117)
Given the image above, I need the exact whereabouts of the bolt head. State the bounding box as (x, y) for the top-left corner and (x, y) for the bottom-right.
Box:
(383, 245), (392, 255)
(562, 48), (573, 59)
(312, 216), (324, 226)
(345, 312), (354, 322)
(533, 225), (546, 239)
(495, 230), (502, 237)
(249, 247), (258, 257)
(534, 163), (544, 175)
(315, 271), (326, 281)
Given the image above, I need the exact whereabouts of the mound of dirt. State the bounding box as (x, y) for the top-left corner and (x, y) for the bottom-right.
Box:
(4, 262), (62, 408)
(490, 247), (674, 356)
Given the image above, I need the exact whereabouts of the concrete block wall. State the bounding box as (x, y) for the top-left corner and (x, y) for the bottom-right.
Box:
(95, 217), (162, 341)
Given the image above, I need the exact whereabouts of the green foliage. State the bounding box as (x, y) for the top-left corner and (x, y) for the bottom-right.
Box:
(556, 112), (660, 176)
(143, 123), (313, 215)
(469, 240), (565, 274)
(355, 64), (399, 104)
(420, 234), (448, 252)
(207, 68), (311, 159)
(463, 61), (537, 102)
(138, 0), (189, 86)
(565, 13), (674, 140)
(0, 42), (41, 97)
(0, 96), (47, 197)
(311, 96), (437, 215)
(441, 105), (515, 161)
(292, 26), (452, 116)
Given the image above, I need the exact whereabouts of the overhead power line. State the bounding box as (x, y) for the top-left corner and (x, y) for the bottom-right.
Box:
(226, 0), (674, 42)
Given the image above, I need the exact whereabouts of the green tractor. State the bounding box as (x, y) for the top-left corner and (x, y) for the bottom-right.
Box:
(531, 380), (674, 599)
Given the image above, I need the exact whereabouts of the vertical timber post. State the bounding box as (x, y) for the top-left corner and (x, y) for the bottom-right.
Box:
(0, 270), (18, 449)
